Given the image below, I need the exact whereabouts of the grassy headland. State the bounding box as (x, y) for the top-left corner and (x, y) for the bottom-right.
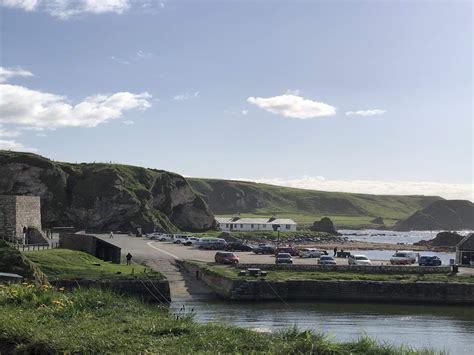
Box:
(25, 249), (164, 281)
(189, 177), (442, 228)
(0, 284), (437, 354)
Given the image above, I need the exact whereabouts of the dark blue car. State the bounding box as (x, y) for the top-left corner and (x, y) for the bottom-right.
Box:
(419, 256), (442, 266)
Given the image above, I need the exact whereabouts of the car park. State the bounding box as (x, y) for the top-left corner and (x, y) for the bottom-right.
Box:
(348, 255), (371, 266)
(299, 248), (327, 258)
(225, 242), (253, 252)
(275, 253), (293, 264)
(390, 251), (418, 265)
(215, 252), (239, 264)
(275, 247), (300, 256)
(253, 245), (276, 255)
(319, 256), (337, 265)
(419, 256), (442, 266)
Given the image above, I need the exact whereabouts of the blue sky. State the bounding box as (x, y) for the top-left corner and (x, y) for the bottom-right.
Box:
(0, 0), (472, 200)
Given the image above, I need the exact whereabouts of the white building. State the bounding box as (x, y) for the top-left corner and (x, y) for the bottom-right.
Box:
(216, 216), (297, 232)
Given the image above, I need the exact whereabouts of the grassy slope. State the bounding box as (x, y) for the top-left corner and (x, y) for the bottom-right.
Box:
(200, 263), (474, 283)
(25, 249), (164, 281)
(0, 285), (436, 354)
(189, 178), (442, 228)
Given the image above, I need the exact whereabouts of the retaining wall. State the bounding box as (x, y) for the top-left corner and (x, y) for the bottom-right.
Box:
(235, 263), (452, 275)
(51, 279), (171, 303)
(180, 261), (474, 305)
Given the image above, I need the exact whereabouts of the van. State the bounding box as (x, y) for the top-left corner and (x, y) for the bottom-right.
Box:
(390, 251), (418, 265)
(196, 238), (227, 250)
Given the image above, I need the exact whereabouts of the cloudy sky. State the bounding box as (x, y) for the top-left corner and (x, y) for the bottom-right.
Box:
(0, 0), (472, 200)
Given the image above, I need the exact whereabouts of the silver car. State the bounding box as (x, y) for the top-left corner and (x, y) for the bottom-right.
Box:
(319, 255), (337, 265)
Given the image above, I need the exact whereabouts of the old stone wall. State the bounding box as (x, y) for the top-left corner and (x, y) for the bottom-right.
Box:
(181, 261), (474, 305)
(234, 263), (452, 275)
(51, 279), (171, 303)
(0, 195), (17, 240)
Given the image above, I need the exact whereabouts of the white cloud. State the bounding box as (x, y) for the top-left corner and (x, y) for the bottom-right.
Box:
(36, 132), (47, 137)
(173, 91), (200, 101)
(0, 67), (34, 83)
(0, 124), (21, 138)
(0, 0), (39, 11)
(1, 0), (131, 19)
(0, 83), (152, 129)
(346, 109), (386, 117)
(241, 110), (248, 115)
(136, 50), (152, 59)
(122, 120), (134, 125)
(109, 56), (130, 65)
(247, 94), (336, 119)
(233, 176), (474, 201)
(0, 139), (37, 152)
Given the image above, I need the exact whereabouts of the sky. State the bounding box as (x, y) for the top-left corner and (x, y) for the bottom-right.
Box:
(0, 0), (472, 200)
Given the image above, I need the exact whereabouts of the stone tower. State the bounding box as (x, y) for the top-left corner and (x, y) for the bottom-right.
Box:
(0, 195), (42, 242)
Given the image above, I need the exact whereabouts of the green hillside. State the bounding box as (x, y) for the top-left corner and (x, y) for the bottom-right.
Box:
(188, 178), (443, 228)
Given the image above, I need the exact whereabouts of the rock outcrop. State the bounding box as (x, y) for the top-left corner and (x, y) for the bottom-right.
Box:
(309, 217), (340, 235)
(395, 200), (474, 231)
(0, 151), (216, 232)
(414, 231), (465, 249)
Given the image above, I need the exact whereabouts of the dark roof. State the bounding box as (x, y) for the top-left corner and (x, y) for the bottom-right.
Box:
(457, 234), (474, 250)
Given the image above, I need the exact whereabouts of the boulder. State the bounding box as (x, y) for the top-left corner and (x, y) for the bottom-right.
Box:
(309, 217), (340, 235)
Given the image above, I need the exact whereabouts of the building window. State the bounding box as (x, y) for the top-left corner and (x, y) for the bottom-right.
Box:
(251, 224), (254, 228)
(226, 224), (229, 228)
(240, 224), (243, 228)
(286, 224), (291, 229)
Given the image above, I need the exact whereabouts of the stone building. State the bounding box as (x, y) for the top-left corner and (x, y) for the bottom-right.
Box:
(0, 195), (42, 243)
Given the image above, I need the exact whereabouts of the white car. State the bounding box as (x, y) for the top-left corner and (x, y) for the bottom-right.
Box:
(348, 254), (371, 266)
(172, 235), (189, 244)
(183, 237), (200, 246)
(299, 248), (327, 258)
(158, 234), (173, 241)
(319, 256), (337, 265)
(147, 232), (164, 240)
(390, 251), (418, 265)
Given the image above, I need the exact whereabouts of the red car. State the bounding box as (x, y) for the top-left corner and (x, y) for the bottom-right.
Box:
(215, 252), (239, 264)
(275, 247), (300, 256)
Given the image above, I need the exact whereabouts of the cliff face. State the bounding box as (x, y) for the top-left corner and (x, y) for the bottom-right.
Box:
(395, 200), (474, 231)
(0, 151), (216, 232)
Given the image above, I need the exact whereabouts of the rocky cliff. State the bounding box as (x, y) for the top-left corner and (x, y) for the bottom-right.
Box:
(0, 151), (216, 232)
(395, 200), (474, 231)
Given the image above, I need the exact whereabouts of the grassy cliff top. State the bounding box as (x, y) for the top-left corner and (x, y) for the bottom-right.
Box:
(25, 249), (164, 281)
(189, 177), (443, 227)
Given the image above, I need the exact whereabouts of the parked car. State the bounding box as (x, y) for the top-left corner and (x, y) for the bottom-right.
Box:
(419, 256), (442, 266)
(158, 234), (173, 241)
(319, 255), (337, 265)
(299, 248), (327, 258)
(253, 245), (276, 255)
(275, 253), (293, 264)
(183, 237), (200, 246)
(198, 238), (228, 250)
(390, 251), (418, 265)
(225, 242), (253, 252)
(147, 232), (164, 240)
(172, 235), (189, 244)
(215, 252), (239, 264)
(275, 247), (300, 256)
(348, 254), (371, 266)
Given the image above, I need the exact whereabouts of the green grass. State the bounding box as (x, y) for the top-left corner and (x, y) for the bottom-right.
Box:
(198, 263), (474, 283)
(25, 249), (164, 281)
(0, 284), (439, 354)
(189, 177), (442, 228)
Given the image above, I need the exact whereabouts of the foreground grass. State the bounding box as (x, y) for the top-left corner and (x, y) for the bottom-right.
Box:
(199, 263), (474, 283)
(0, 284), (438, 354)
(25, 249), (164, 281)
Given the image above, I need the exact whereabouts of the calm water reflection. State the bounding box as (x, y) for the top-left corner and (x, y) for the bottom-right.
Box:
(172, 297), (474, 354)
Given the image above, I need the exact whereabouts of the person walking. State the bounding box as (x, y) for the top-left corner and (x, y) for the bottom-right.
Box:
(333, 247), (338, 257)
(109, 231), (114, 239)
(126, 253), (133, 265)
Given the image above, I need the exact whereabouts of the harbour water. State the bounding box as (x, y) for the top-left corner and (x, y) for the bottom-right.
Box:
(172, 297), (474, 354)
